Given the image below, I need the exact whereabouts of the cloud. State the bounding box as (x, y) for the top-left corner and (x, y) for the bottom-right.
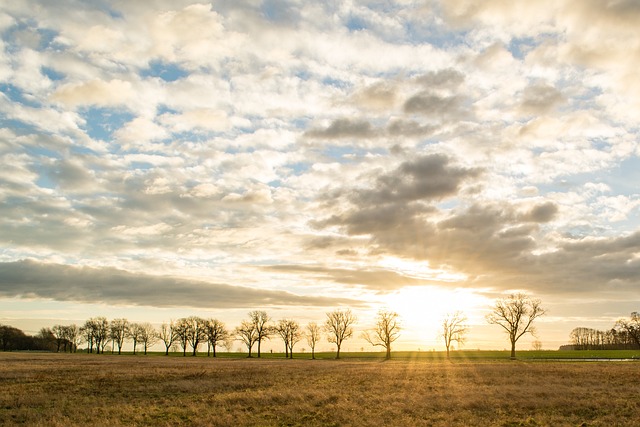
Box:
(304, 118), (375, 139)
(519, 82), (565, 115)
(0, 260), (355, 308)
(403, 93), (468, 121)
(50, 79), (134, 108)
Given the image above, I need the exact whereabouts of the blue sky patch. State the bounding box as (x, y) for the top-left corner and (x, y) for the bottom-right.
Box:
(80, 107), (135, 141)
(141, 60), (189, 82)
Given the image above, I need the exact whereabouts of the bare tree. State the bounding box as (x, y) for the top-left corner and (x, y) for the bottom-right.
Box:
(306, 322), (321, 359)
(324, 309), (357, 359)
(159, 321), (176, 355)
(235, 320), (258, 357)
(615, 312), (640, 348)
(174, 318), (190, 357)
(486, 293), (546, 359)
(276, 319), (302, 359)
(249, 311), (273, 358)
(80, 321), (94, 353)
(64, 324), (81, 353)
(110, 318), (129, 355)
(51, 325), (66, 353)
(128, 323), (147, 355)
(531, 340), (543, 351)
(361, 309), (401, 360)
(205, 318), (229, 357)
(184, 316), (207, 356)
(135, 322), (158, 355)
(91, 317), (110, 354)
(441, 311), (468, 359)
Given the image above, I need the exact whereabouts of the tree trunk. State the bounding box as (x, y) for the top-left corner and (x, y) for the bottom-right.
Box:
(257, 340), (261, 358)
(385, 346), (391, 360)
(510, 340), (516, 359)
(336, 344), (341, 359)
(311, 348), (315, 360)
(213, 345), (216, 358)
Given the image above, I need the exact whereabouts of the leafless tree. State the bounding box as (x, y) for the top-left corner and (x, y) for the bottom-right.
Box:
(306, 322), (321, 359)
(184, 316), (207, 356)
(615, 312), (640, 348)
(89, 317), (110, 354)
(174, 318), (190, 356)
(531, 340), (543, 351)
(486, 293), (546, 359)
(51, 325), (67, 353)
(324, 309), (357, 359)
(276, 319), (302, 358)
(235, 320), (258, 357)
(441, 311), (468, 358)
(128, 323), (147, 355)
(361, 309), (401, 360)
(205, 318), (229, 357)
(135, 322), (158, 355)
(249, 311), (273, 358)
(64, 324), (81, 353)
(110, 318), (129, 355)
(159, 321), (176, 355)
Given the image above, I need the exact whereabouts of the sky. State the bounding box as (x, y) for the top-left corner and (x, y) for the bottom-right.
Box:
(1, 0), (639, 352)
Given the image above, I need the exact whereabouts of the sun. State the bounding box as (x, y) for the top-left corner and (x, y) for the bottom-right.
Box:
(382, 285), (488, 349)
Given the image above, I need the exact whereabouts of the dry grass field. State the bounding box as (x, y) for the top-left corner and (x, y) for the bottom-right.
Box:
(1, 352), (639, 426)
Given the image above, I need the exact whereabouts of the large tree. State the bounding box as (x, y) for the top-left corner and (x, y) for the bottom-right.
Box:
(324, 309), (357, 359)
(486, 293), (546, 359)
(249, 311), (272, 358)
(136, 322), (158, 355)
(205, 318), (229, 357)
(441, 311), (468, 358)
(235, 320), (258, 357)
(361, 309), (401, 360)
(185, 316), (207, 356)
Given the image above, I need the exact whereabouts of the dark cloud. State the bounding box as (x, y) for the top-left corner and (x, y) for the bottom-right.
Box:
(386, 119), (438, 137)
(355, 154), (482, 205)
(520, 201), (558, 223)
(519, 83), (564, 115)
(403, 92), (468, 120)
(265, 264), (444, 291)
(413, 68), (465, 88)
(304, 118), (375, 139)
(0, 260), (355, 308)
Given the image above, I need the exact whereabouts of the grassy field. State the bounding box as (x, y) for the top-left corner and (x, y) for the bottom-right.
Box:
(1, 352), (639, 426)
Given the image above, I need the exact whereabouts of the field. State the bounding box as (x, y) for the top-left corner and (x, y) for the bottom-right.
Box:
(1, 352), (639, 426)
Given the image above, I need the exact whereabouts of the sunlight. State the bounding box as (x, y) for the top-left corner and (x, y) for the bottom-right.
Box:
(383, 286), (489, 349)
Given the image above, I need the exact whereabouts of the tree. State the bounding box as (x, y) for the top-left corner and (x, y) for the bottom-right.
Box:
(51, 325), (67, 353)
(235, 320), (258, 357)
(90, 317), (110, 354)
(159, 321), (176, 355)
(110, 318), (129, 355)
(276, 319), (302, 358)
(306, 322), (321, 359)
(441, 311), (468, 358)
(136, 323), (158, 355)
(248, 311), (273, 358)
(615, 312), (640, 348)
(361, 309), (401, 360)
(324, 309), (357, 359)
(184, 316), (207, 356)
(64, 324), (81, 353)
(486, 293), (546, 359)
(127, 323), (147, 355)
(204, 318), (229, 357)
(174, 318), (191, 357)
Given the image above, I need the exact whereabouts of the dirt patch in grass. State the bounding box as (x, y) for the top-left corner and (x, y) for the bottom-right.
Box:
(1, 353), (638, 426)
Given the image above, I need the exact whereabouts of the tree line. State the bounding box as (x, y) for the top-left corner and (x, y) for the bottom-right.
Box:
(1, 293), (571, 359)
(566, 312), (640, 350)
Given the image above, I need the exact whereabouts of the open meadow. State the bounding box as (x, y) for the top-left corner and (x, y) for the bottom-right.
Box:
(1, 352), (639, 426)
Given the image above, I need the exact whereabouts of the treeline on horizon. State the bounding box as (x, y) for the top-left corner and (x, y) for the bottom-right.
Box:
(2, 307), (639, 355)
(561, 312), (640, 350)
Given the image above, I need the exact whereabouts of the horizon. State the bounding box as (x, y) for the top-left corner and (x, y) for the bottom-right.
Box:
(1, 1), (639, 352)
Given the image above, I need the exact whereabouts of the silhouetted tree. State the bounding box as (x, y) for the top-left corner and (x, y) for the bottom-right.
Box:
(486, 293), (546, 359)
(137, 322), (158, 355)
(276, 319), (302, 358)
(204, 318), (229, 357)
(128, 323), (145, 355)
(362, 309), (401, 360)
(306, 322), (321, 359)
(174, 318), (191, 356)
(616, 312), (640, 348)
(325, 309), (357, 359)
(249, 311), (273, 358)
(159, 321), (176, 355)
(236, 320), (258, 357)
(441, 311), (468, 358)
(110, 318), (129, 355)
